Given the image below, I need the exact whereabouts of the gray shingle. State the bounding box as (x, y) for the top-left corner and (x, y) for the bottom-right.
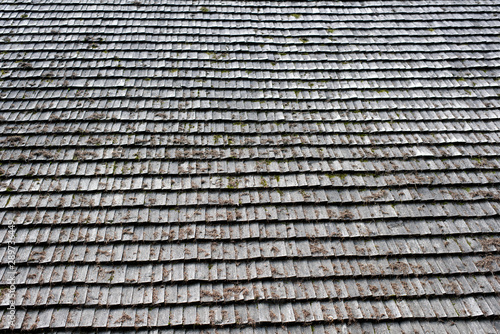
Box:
(2, 1), (500, 332)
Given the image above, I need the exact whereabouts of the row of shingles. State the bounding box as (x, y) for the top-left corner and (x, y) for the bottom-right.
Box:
(2, 34), (496, 54)
(0, 144), (495, 167)
(4, 235), (500, 280)
(3, 22), (500, 40)
(1, 183), (498, 226)
(1, 108), (498, 128)
(3, 59), (498, 83)
(3, 2), (500, 13)
(1, 157), (497, 191)
(0, 83), (498, 105)
(0, 88), (499, 109)
(4, 251), (498, 287)
(2, 115), (500, 132)
(0, 17), (500, 56)
(1, 88), (500, 110)
(2, 46), (499, 65)
(0, 129), (498, 159)
(2, 25), (498, 41)
(1, 162), (499, 220)
(5, 270), (500, 324)
(1, 4), (499, 23)
(1, 98), (499, 120)
(4, 67), (500, 86)
(1, 41), (497, 57)
(0, 119), (499, 154)
(2, 19), (499, 39)
(2, 141), (500, 164)
(0, 111), (498, 134)
(5, 222), (500, 261)
(2, 140), (496, 190)
(1, 35), (498, 109)
(1, 198), (496, 227)
(1, 108), (498, 124)
(1, 78), (497, 110)
(6, 235), (498, 283)
(2, 168), (499, 194)
(3, 217), (499, 244)
(3, 29), (500, 45)
(0, 128), (498, 146)
(0, 134), (498, 159)
(4, 26), (500, 41)
(4, 295), (500, 329)
(1, 160), (498, 191)
(2, 214), (498, 262)
(2, 174), (500, 208)
(1, 93), (497, 112)
(6, 237), (500, 272)
(7, 274), (500, 310)
(1, 82), (495, 100)
(3, 95), (498, 113)
(2, 2), (500, 18)
(1, 105), (499, 123)
(0, 135), (497, 162)
(2, 47), (499, 67)
(1, 36), (499, 54)
(2, 191), (499, 225)
(3, 136), (497, 190)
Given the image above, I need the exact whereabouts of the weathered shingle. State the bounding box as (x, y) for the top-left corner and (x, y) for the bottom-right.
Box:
(1, 0), (500, 332)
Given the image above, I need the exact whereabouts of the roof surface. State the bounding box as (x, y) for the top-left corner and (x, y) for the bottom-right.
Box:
(1, 0), (500, 333)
